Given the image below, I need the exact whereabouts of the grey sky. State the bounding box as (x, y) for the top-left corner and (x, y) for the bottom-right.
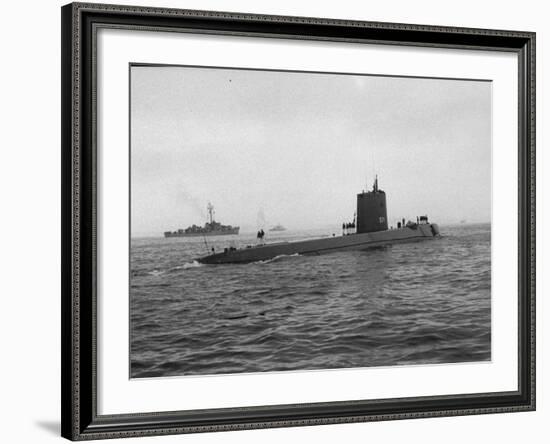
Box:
(130, 65), (491, 236)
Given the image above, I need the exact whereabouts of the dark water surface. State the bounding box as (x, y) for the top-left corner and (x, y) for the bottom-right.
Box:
(130, 224), (490, 378)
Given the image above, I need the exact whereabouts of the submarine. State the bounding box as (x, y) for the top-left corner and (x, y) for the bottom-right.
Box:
(197, 177), (440, 264)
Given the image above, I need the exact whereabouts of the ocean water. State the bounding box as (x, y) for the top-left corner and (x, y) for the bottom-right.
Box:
(130, 224), (491, 378)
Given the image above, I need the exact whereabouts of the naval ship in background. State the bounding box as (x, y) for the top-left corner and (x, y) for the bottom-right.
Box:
(198, 177), (439, 263)
(164, 202), (239, 238)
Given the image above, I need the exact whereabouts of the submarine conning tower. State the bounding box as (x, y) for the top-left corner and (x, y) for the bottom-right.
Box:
(356, 176), (388, 234)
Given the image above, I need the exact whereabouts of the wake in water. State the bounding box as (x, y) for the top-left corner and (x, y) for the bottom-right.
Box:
(256, 253), (301, 264)
(181, 260), (204, 270)
(142, 261), (205, 276)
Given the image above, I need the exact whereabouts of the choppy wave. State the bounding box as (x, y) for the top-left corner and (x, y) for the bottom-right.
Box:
(130, 224), (491, 378)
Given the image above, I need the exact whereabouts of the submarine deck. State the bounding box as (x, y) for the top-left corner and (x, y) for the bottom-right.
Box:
(198, 223), (439, 264)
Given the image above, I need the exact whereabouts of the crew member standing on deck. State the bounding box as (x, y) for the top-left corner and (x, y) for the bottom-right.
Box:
(257, 229), (265, 244)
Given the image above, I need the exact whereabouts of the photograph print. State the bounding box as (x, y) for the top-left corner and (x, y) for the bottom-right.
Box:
(130, 64), (491, 379)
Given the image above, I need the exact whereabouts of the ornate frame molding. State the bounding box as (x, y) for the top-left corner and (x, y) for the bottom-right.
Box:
(61, 2), (535, 440)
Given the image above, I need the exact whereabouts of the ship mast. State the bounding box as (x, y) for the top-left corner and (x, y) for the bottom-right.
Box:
(207, 202), (215, 224)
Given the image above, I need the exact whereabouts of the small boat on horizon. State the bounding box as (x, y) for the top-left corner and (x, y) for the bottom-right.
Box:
(269, 224), (287, 232)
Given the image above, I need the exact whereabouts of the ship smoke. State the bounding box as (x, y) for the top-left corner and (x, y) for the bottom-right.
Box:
(257, 207), (266, 229)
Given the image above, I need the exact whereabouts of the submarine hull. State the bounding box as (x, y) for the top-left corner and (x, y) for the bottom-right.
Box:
(198, 223), (440, 264)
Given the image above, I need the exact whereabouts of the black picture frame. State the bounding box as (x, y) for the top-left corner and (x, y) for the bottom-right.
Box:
(61, 2), (536, 440)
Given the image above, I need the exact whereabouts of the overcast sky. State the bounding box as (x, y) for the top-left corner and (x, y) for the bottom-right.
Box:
(130, 65), (491, 236)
